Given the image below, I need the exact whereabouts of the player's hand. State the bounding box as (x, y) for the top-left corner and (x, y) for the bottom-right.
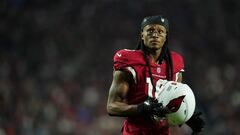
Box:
(137, 98), (170, 117)
(186, 112), (205, 134)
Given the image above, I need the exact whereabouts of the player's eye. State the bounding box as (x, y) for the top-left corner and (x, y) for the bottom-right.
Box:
(158, 30), (163, 33)
(147, 29), (154, 33)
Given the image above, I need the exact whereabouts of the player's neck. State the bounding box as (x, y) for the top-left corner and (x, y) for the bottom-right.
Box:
(148, 49), (162, 64)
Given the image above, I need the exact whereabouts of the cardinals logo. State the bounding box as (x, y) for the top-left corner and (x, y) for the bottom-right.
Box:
(166, 95), (185, 112)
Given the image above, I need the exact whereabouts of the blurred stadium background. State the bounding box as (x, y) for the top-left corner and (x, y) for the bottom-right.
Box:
(0, 0), (240, 135)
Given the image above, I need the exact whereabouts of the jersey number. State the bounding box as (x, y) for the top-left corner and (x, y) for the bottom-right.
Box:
(146, 78), (167, 98)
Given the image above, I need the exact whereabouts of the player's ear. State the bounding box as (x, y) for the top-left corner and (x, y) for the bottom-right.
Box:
(141, 32), (144, 40)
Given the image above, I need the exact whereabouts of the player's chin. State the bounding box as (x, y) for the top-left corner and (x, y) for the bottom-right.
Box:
(149, 43), (163, 50)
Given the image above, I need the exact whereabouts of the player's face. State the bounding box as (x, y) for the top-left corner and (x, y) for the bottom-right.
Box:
(141, 24), (167, 51)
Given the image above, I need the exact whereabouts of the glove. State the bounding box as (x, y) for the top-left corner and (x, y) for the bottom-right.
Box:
(186, 112), (205, 134)
(137, 98), (170, 117)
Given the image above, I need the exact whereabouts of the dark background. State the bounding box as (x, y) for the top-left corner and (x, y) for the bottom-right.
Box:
(0, 0), (240, 134)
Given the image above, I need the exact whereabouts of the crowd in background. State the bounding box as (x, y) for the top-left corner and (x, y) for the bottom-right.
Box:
(0, 0), (240, 134)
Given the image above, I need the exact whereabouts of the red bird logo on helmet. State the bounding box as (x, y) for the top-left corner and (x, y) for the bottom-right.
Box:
(166, 95), (185, 112)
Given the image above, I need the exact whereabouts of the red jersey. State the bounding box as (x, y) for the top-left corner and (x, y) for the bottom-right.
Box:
(113, 49), (184, 135)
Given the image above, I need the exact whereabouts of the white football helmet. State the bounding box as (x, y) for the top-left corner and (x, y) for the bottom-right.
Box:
(155, 81), (196, 126)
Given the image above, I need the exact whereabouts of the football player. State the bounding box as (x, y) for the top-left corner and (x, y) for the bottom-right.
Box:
(107, 15), (204, 135)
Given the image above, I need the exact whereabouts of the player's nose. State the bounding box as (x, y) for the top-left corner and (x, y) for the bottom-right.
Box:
(152, 32), (159, 38)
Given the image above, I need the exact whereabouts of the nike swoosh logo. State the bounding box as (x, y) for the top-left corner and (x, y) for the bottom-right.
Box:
(117, 53), (122, 57)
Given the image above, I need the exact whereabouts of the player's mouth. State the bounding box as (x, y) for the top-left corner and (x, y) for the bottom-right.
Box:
(150, 39), (160, 43)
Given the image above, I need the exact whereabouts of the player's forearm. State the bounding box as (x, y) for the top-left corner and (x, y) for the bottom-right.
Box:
(107, 101), (138, 117)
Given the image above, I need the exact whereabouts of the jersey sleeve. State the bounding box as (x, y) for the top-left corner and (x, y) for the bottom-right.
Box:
(113, 49), (129, 70)
(172, 52), (185, 73)
(113, 49), (137, 83)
